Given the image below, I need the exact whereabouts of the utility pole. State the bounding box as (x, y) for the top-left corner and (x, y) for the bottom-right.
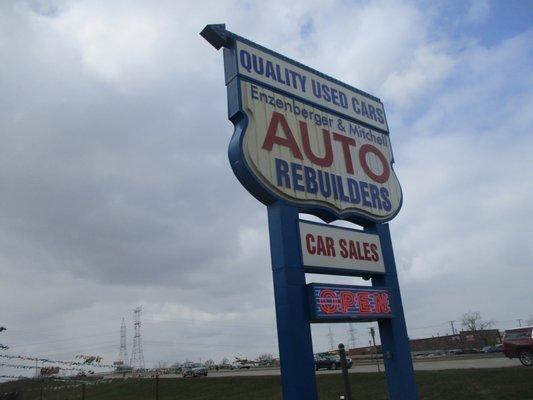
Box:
(449, 320), (457, 335)
(369, 327), (380, 372)
(517, 319), (522, 327)
(327, 327), (335, 352)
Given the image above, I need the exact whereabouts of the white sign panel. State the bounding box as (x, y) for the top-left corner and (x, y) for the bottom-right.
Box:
(299, 221), (385, 274)
(237, 41), (389, 132)
(240, 80), (402, 221)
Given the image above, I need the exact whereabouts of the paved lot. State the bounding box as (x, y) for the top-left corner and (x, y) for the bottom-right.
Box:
(200, 356), (522, 378)
(104, 355), (523, 380)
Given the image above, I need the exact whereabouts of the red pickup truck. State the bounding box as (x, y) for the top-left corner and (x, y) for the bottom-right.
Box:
(503, 326), (533, 366)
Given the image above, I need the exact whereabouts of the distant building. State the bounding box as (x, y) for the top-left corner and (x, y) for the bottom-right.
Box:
(409, 329), (501, 352)
(346, 329), (501, 357)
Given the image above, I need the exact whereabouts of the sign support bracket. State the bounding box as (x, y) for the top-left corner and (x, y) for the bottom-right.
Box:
(267, 202), (318, 400)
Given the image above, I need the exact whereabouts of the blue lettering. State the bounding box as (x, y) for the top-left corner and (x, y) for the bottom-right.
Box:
(304, 166), (318, 194)
(381, 187), (392, 211)
(252, 54), (264, 75)
(336, 175), (350, 202)
(318, 170), (332, 198)
(322, 84), (331, 102)
(376, 108), (385, 124)
(239, 50), (252, 73)
(347, 178), (361, 204)
(352, 98), (361, 114)
(369, 184), (382, 210)
(311, 79), (321, 99)
(339, 92), (348, 108)
(265, 61), (276, 80)
(275, 64), (287, 85)
(291, 163), (305, 191)
(275, 158), (290, 188)
(360, 181), (372, 207)
(361, 101), (369, 118)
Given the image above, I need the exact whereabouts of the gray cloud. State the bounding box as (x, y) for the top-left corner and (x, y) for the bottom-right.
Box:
(0, 0), (532, 374)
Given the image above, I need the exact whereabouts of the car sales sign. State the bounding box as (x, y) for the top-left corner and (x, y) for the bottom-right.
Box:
(218, 31), (402, 223)
(299, 221), (385, 275)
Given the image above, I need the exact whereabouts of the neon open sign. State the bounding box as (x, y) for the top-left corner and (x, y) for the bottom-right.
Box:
(308, 283), (392, 322)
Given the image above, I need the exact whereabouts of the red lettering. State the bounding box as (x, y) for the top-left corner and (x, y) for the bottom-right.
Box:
(370, 243), (379, 262)
(332, 132), (356, 174)
(358, 292), (372, 313)
(359, 144), (390, 184)
(363, 242), (372, 261)
(340, 291), (355, 313)
(349, 240), (358, 259)
(355, 241), (363, 259)
(325, 236), (336, 257)
(300, 122), (333, 167)
(318, 289), (338, 314)
(373, 292), (390, 314)
(306, 234), (315, 255)
(316, 236), (326, 256)
(262, 112), (303, 159)
(339, 239), (348, 258)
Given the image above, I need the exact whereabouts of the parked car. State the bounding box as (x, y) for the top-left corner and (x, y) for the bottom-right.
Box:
(182, 363), (208, 377)
(447, 349), (463, 356)
(482, 344), (503, 353)
(503, 326), (533, 366)
(314, 354), (352, 371)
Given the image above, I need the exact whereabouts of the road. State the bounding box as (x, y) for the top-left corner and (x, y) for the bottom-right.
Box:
(196, 356), (523, 378)
(104, 355), (523, 380)
(140, 356), (525, 378)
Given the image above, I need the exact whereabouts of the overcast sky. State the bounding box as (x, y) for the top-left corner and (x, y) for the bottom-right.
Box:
(1, 0), (532, 376)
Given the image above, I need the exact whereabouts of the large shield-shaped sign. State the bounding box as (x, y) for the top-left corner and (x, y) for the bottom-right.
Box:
(207, 26), (402, 224)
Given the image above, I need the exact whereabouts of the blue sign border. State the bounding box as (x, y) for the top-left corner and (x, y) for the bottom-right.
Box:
(307, 283), (393, 323)
(202, 24), (403, 226)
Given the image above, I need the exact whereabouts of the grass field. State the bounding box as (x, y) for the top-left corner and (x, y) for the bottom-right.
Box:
(1, 367), (532, 400)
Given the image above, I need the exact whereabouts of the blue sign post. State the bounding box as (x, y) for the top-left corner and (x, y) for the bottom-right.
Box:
(202, 23), (419, 400)
(368, 223), (419, 399)
(268, 202), (318, 399)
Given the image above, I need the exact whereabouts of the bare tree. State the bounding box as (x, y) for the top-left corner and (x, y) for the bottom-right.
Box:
(256, 353), (275, 366)
(461, 311), (494, 331)
(0, 326), (7, 351)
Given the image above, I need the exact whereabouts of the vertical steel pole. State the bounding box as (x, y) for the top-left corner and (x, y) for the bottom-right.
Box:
(82, 383), (86, 400)
(369, 327), (380, 372)
(368, 223), (419, 399)
(155, 374), (159, 400)
(267, 202), (318, 400)
(338, 343), (352, 400)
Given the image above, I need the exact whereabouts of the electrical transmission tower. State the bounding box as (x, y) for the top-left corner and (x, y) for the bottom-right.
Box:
(130, 307), (145, 369)
(449, 320), (457, 335)
(327, 327), (335, 351)
(118, 318), (128, 365)
(347, 324), (357, 350)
